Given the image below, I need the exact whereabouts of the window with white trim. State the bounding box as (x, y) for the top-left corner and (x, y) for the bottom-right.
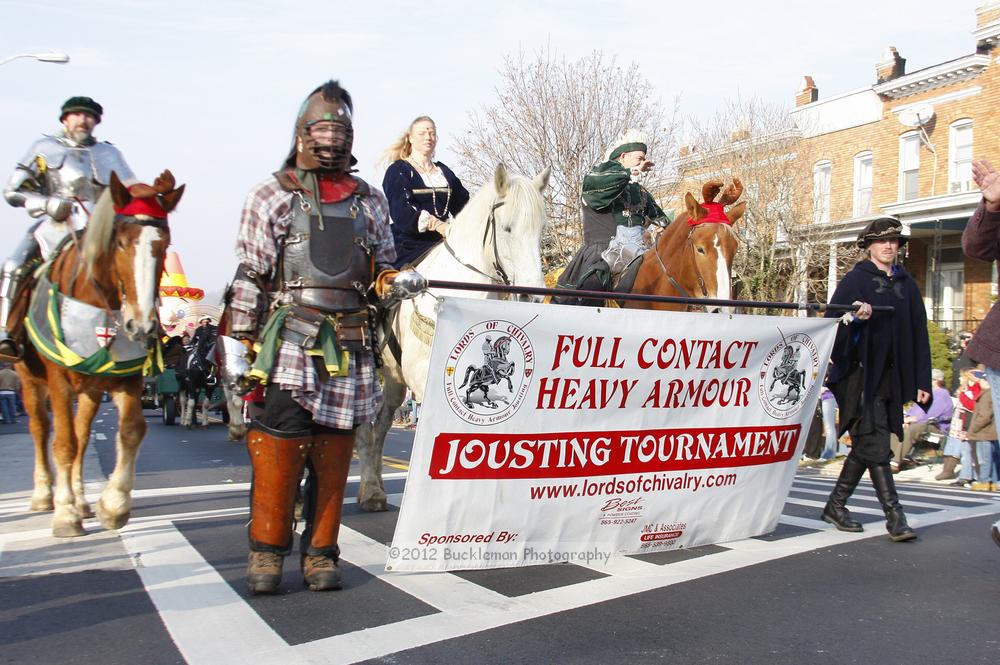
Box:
(899, 132), (920, 201)
(812, 161), (831, 224)
(949, 119), (974, 194)
(853, 151), (873, 217)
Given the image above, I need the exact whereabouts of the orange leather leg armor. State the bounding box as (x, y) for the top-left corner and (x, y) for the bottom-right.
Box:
(246, 423), (310, 553)
(301, 432), (354, 557)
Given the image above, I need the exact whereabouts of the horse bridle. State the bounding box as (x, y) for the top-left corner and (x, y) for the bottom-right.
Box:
(64, 216), (169, 317)
(651, 226), (714, 300)
(442, 199), (511, 286)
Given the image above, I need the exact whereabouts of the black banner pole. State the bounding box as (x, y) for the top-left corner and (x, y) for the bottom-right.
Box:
(423, 279), (893, 313)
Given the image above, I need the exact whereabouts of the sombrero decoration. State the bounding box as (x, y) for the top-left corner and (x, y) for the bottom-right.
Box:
(159, 251), (204, 300)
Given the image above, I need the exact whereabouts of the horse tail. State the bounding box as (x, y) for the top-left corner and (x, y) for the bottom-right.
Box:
(457, 365), (475, 389)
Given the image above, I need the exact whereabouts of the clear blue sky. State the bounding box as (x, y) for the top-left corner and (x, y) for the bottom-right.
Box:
(0, 0), (986, 296)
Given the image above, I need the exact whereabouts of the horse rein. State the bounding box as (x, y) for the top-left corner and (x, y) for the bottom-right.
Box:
(442, 199), (511, 286)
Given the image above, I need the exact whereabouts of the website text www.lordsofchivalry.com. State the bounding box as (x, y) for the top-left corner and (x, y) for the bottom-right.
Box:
(527, 469), (739, 500)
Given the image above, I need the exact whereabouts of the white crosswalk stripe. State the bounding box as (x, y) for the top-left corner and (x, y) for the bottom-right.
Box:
(4, 470), (1000, 665)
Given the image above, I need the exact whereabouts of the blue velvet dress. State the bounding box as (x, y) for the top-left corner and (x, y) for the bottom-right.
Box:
(382, 159), (470, 268)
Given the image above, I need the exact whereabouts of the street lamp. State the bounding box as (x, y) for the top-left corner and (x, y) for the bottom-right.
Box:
(0, 52), (70, 67)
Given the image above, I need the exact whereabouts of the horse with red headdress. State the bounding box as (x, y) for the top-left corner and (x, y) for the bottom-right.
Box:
(16, 171), (183, 537)
(626, 178), (744, 310)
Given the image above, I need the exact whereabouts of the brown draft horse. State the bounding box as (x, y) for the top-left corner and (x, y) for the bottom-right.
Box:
(628, 178), (745, 311)
(16, 171), (183, 537)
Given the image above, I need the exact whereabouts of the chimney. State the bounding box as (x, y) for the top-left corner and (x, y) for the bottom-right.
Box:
(876, 47), (906, 83)
(796, 76), (818, 107)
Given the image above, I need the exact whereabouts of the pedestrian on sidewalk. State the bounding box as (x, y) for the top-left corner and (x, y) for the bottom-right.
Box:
(938, 367), (981, 482)
(0, 362), (20, 424)
(892, 368), (953, 472)
(965, 370), (998, 492)
(821, 217), (929, 542)
(961, 158), (1000, 491)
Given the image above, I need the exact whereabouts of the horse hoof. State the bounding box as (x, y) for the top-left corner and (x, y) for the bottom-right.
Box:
(359, 496), (388, 512)
(30, 498), (54, 512)
(78, 503), (95, 519)
(96, 502), (131, 530)
(52, 521), (86, 538)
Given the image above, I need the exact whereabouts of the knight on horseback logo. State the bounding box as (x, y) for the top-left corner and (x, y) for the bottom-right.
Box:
(445, 319), (535, 425)
(758, 331), (820, 419)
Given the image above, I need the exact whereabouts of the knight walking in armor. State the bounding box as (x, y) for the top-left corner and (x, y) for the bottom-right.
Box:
(555, 130), (671, 305)
(220, 80), (424, 594)
(1, 96), (135, 360)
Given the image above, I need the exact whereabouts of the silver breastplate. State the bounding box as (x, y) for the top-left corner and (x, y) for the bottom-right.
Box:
(40, 139), (133, 205)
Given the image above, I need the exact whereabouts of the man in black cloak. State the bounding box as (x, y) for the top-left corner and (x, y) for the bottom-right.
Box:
(821, 217), (930, 542)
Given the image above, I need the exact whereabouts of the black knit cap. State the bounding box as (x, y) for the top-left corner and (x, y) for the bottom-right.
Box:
(60, 96), (103, 122)
(856, 217), (907, 249)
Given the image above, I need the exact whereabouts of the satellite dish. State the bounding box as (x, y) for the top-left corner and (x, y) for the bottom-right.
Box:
(898, 104), (935, 128)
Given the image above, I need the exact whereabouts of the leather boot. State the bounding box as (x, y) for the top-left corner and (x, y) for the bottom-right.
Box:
(245, 423), (311, 593)
(934, 455), (959, 481)
(821, 455), (867, 532)
(869, 463), (917, 542)
(246, 551), (284, 594)
(299, 432), (354, 591)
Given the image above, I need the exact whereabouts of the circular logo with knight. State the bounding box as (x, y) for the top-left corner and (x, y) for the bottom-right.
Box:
(758, 332), (821, 419)
(444, 319), (535, 425)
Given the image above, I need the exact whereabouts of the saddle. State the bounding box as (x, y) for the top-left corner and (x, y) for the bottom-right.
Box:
(552, 248), (643, 307)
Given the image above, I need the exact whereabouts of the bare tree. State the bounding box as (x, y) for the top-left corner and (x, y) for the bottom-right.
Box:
(456, 48), (679, 270)
(674, 97), (854, 307)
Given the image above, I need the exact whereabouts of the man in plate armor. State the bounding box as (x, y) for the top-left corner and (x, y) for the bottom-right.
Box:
(220, 80), (424, 594)
(1, 96), (135, 360)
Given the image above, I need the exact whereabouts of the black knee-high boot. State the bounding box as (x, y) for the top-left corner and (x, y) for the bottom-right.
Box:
(821, 455), (867, 532)
(869, 463), (917, 542)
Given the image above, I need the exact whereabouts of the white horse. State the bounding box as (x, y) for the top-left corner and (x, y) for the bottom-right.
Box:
(355, 163), (550, 511)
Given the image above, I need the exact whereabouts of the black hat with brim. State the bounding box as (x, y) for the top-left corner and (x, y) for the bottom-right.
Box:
(60, 96), (103, 122)
(857, 217), (907, 249)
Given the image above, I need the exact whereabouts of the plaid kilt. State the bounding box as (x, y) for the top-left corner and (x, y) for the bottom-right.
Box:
(269, 341), (381, 430)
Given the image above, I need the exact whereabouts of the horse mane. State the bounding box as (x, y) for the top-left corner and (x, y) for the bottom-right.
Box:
(458, 171), (546, 236)
(80, 189), (117, 272)
(504, 174), (547, 235)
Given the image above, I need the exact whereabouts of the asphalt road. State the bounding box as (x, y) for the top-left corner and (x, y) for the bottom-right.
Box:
(1, 406), (998, 665)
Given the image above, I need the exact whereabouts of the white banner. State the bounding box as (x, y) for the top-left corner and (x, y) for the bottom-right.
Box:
(387, 298), (838, 571)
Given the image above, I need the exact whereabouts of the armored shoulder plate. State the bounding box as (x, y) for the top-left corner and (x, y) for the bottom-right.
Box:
(18, 135), (68, 172)
(90, 142), (134, 185)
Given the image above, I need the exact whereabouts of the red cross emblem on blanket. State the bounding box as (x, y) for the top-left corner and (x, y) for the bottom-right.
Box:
(95, 326), (117, 348)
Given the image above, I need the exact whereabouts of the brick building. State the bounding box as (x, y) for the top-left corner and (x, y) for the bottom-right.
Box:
(789, 1), (1000, 334)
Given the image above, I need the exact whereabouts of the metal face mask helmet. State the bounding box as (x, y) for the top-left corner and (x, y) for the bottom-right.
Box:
(292, 81), (355, 172)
